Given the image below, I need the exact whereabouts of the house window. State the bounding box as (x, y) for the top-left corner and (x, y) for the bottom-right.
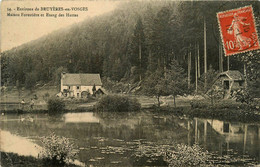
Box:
(68, 86), (71, 90)
(77, 86), (80, 90)
(77, 93), (79, 97)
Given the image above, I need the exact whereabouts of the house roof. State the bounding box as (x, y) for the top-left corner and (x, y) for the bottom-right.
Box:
(62, 73), (102, 86)
(218, 70), (244, 80)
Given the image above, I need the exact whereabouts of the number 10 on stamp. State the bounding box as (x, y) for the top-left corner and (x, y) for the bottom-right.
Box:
(217, 6), (260, 56)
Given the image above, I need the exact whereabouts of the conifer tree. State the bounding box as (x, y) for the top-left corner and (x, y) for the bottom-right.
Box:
(165, 59), (187, 107)
(129, 17), (147, 81)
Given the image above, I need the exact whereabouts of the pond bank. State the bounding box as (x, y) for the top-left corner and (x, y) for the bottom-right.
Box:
(2, 106), (260, 123)
(1, 152), (80, 167)
(1, 152), (43, 167)
(154, 106), (260, 123)
(1, 98), (260, 123)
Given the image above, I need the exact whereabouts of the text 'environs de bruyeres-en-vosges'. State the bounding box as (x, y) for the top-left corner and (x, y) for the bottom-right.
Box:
(16, 7), (88, 11)
(7, 7), (88, 17)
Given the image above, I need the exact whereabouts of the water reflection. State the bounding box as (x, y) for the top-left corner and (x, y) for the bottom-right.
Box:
(193, 118), (260, 165)
(64, 112), (100, 123)
(0, 111), (259, 166)
(0, 130), (41, 157)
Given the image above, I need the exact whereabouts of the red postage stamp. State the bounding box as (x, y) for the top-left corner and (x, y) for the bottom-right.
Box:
(217, 6), (260, 56)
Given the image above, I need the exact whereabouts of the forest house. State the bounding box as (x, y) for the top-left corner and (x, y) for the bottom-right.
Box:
(210, 70), (245, 99)
(60, 73), (102, 98)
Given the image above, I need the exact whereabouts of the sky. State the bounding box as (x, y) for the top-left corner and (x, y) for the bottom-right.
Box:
(1, 1), (119, 52)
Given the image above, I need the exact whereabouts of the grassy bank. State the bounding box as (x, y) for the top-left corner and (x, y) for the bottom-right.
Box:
(0, 108), (96, 115)
(1, 152), (42, 167)
(0, 109), (48, 114)
(190, 99), (260, 111)
(0, 152), (79, 167)
(0, 85), (57, 112)
(1, 90), (260, 123)
(154, 105), (260, 123)
(0, 96), (97, 113)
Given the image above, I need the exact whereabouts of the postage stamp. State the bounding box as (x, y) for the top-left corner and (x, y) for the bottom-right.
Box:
(217, 6), (260, 56)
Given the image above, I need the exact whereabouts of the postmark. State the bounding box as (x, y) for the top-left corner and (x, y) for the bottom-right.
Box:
(217, 6), (260, 56)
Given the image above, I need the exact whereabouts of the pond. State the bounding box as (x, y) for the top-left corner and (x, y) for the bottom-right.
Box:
(0, 111), (259, 166)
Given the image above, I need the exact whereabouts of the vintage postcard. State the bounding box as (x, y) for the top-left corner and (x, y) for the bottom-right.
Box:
(1, 1), (260, 167)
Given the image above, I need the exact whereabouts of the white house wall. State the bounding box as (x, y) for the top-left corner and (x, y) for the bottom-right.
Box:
(81, 86), (101, 94)
(61, 85), (68, 92)
(61, 84), (101, 97)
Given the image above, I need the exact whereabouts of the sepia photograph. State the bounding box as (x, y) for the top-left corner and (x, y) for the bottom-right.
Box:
(0, 0), (260, 166)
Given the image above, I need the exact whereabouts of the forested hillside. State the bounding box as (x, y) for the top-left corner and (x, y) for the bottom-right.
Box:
(1, 1), (259, 95)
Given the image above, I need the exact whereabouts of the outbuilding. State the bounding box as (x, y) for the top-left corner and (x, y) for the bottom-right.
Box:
(210, 70), (245, 99)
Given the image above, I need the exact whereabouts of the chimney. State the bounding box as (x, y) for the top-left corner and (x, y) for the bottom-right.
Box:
(61, 72), (66, 79)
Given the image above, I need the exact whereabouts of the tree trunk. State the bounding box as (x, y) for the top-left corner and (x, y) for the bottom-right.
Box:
(227, 56), (230, 71)
(204, 17), (207, 90)
(148, 49), (152, 71)
(139, 39), (142, 81)
(164, 57), (167, 78)
(158, 58), (161, 69)
(195, 43), (198, 93)
(211, 91), (214, 106)
(244, 63), (247, 88)
(157, 95), (160, 107)
(219, 41), (223, 72)
(18, 89), (21, 98)
(173, 95), (176, 108)
(188, 45), (191, 89)
(198, 44), (201, 78)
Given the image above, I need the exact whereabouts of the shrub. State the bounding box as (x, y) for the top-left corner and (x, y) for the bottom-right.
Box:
(135, 143), (211, 167)
(102, 77), (132, 93)
(43, 92), (50, 100)
(40, 133), (79, 166)
(231, 88), (253, 105)
(47, 98), (65, 114)
(96, 95), (141, 112)
(207, 86), (225, 106)
(164, 144), (211, 167)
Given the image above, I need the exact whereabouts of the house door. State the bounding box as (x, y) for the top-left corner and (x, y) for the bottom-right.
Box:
(224, 81), (229, 90)
(223, 123), (230, 133)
